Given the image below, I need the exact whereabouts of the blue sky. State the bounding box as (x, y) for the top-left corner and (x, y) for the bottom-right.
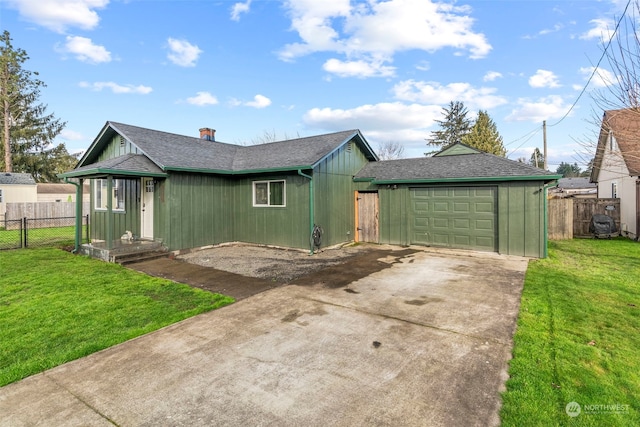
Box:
(0, 0), (630, 170)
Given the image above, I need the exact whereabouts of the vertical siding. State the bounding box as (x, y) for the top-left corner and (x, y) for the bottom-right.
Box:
(497, 181), (545, 257)
(157, 173), (233, 250)
(232, 174), (310, 249)
(97, 135), (141, 162)
(314, 140), (371, 247)
(378, 186), (410, 245)
(90, 179), (141, 241)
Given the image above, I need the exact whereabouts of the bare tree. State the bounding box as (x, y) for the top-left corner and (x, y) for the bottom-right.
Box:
(579, 1), (640, 175)
(236, 129), (300, 146)
(376, 141), (405, 160)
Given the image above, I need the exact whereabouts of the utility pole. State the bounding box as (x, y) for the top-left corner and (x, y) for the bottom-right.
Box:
(543, 120), (547, 170)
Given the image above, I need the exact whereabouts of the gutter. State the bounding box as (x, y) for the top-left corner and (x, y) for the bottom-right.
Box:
(297, 169), (314, 255)
(63, 177), (83, 253)
(370, 174), (562, 185)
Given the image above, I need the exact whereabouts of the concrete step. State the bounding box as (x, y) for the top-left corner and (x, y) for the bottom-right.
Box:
(113, 248), (169, 265)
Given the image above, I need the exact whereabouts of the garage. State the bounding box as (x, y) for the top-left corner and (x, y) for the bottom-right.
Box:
(411, 186), (497, 251)
(353, 143), (561, 258)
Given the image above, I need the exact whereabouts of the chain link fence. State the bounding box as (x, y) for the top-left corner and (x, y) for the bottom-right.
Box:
(0, 215), (89, 250)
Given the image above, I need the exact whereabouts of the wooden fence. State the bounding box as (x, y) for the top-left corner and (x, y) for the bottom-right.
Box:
(548, 198), (620, 239)
(4, 202), (90, 222)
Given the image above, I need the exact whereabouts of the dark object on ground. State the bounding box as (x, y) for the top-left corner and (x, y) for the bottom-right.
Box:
(588, 214), (618, 239)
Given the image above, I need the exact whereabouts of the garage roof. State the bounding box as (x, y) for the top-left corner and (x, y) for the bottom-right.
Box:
(355, 146), (560, 184)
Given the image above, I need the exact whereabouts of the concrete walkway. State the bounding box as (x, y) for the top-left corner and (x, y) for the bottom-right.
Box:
(0, 249), (529, 426)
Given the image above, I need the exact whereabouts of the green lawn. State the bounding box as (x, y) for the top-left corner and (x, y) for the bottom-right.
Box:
(0, 248), (234, 387)
(501, 238), (640, 426)
(0, 224), (88, 249)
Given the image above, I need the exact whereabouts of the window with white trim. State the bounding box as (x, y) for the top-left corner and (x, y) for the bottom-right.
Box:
(612, 182), (618, 198)
(253, 180), (285, 207)
(95, 179), (125, 211)
(0, 188), (3, 203)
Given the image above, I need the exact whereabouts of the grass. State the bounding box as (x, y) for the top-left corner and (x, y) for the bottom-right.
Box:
(0, 225), (88, 249)
(0, 248), (234, 387)
(500, 238), (640, 426)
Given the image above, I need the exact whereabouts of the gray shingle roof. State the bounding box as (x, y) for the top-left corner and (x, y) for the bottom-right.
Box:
(355, 152), (559, 182)
(0, 172), (36, 185)
(69, 153), (165, 177)
(100, 122), (363, 172)
(557, 177), (595, 189)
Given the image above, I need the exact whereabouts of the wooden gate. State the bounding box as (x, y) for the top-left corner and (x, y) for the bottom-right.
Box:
(573, 198), (620, 237)
(356, 191), (379, 243)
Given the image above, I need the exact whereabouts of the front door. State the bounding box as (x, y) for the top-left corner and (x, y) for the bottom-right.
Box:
(357, 191), (379, 243)
(141, 178), (154, 239)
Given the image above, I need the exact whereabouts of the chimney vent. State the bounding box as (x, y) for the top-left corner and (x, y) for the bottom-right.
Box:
(199, 128), (216, 141)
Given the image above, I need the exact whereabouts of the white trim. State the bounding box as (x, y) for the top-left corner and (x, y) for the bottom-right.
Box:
(94, 178), (125, 212)
(252, 179), (286, 207)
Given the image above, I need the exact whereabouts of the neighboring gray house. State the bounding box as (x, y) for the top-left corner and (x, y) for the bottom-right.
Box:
(0, 172), (37, 222)
(549, 177), (597, 198)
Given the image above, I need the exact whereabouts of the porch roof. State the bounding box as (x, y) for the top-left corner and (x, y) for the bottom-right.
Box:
(62, 153), (167, 179)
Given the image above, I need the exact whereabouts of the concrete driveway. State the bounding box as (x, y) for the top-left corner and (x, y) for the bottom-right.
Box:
(0, 248), (529, 426)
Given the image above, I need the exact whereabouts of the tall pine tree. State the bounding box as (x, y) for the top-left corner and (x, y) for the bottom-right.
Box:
(460, 110), (506, 156)
(425, 101), (471, 155)
(1, 30), (65, 174)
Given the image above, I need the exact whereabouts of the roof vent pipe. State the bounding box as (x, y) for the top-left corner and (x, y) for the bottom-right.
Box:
(199, 128), (216, 141)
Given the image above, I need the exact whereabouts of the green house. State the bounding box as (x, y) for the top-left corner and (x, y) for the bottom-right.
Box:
(61, 122), (559, 258)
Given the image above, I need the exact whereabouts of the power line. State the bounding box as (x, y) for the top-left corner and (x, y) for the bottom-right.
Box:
(548, 0), (632, 127)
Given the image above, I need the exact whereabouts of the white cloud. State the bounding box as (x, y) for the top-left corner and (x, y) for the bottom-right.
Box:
(166, 38), (202, 67)
(79, 81), (152, 94)
(186, 91), (219, 106)
(392, 80), (508, 110)
(323, 58), (395, 78)
(580, 18), (615, 41)
(529, 69), (561, 88)
(246, 94), (272, 108)
(483, 71), (502, 82)
(229, 94), (272, 108)
(578, 66), (616, 88)
(5, 0), (109, 33)
(279, 0), (490, 78)
(231, 0), (252, 21)
(505, 95), (571, 122)
(59, 129), (84, 141)
(61, 36), (111, 63)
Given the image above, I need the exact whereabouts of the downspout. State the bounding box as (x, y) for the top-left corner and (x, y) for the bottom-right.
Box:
(297, 169), (314, 255)
(64, 177), (83, 253)
(542, 182), (556, 258)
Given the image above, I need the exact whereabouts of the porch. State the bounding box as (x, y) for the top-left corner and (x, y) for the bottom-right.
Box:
(79, 239), (168, 265)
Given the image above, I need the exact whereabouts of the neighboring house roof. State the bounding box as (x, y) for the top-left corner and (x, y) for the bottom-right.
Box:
(592, 109), (640, 182)
(0, 172), (36, 185)
(556, 177), (596, 190)
(37, 183), (91, 194)
(355, 143), (559, 184)
(66, 122), (377, 178)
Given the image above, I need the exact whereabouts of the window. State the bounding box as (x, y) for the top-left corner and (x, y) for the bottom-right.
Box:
(253, 180), (285, 207)
(612, 182), (618, 198)
(95, 179), (125, 211)
(0, 188), (3, 203)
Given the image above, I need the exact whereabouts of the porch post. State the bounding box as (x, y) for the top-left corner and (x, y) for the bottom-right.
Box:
(106, 176), (113, 250)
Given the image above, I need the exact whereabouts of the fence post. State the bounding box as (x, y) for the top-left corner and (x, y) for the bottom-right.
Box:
(85, 214), (90, 243)
(23, 217), (27, 248)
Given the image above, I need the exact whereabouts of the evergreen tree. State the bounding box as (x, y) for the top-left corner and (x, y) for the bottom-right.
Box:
(529, 148), (545, 169)
(556, 162), (582, 178)
(0, 30), (65, 174)
(425, 101), (472, 155)
(460, 110), (506, 156)
(13, 143), (79, 182)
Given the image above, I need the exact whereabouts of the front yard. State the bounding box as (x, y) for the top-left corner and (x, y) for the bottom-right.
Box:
(501, 238), (639, 426)
(0, 248), (234, 387)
